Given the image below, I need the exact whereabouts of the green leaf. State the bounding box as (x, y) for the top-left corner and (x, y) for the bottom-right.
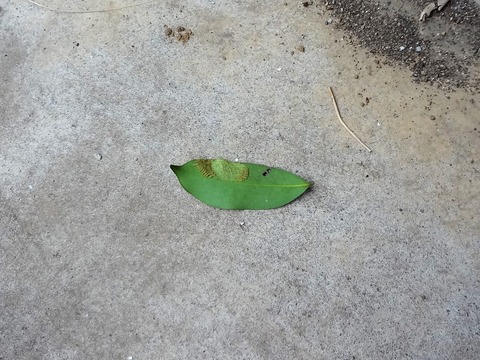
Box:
(170, 159), (312, 210)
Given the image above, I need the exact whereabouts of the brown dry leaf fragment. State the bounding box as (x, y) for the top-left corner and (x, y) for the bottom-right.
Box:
(419, 2), (436, 21)
(419, 0), (451, 21)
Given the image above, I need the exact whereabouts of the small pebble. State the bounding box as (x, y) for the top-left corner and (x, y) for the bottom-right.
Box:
(399, 46), (405, 51)
(325, 18), (333, 25)
(415, 46), (422, 52)
(95, 153), (103, 160)
(430, 115), (436, 120)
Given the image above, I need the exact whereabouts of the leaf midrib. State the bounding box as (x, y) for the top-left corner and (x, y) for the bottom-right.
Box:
(204, 181), (310, 188)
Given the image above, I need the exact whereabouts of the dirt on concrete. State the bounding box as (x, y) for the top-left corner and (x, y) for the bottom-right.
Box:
(308, 0), (480, 91)
(164, 25), (194, 43)
(1, 1), (479, 359)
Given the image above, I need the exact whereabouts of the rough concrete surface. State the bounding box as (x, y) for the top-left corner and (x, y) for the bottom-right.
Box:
(1, 0), (479, 359)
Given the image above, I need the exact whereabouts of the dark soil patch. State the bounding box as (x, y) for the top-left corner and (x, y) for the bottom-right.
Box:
(312, 0), (480, 91)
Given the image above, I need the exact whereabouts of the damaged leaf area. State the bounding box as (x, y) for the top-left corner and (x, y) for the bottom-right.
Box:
(171, 159), (312, 210)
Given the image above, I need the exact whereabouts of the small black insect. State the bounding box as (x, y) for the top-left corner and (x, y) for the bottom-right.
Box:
(262, 168), (271, 176)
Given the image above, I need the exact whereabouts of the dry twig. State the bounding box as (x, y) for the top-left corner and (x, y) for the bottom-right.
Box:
(328, 87), (372, 152)
(27, 0), (156, 13)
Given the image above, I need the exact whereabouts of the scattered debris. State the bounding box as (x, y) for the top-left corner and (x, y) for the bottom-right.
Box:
(328, 87), (372, 153)
(318, 0), (480, 91)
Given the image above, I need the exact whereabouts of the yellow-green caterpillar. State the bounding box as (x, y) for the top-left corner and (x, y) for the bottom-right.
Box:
(194, 159), (249, 181)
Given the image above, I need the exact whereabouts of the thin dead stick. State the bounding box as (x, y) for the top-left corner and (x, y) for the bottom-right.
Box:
(328, 87), (372, 153)
(26, 0), (157, 13)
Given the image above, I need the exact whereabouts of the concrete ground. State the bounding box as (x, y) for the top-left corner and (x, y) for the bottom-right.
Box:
(1, 1), (479, 359)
